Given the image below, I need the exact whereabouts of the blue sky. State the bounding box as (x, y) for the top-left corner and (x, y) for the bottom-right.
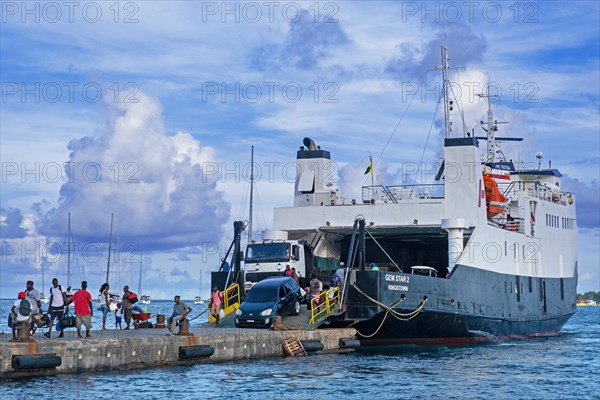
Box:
(1, 1), (598, 299)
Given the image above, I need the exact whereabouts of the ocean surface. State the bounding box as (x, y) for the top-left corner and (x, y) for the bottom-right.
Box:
(0, 300), (598, 399)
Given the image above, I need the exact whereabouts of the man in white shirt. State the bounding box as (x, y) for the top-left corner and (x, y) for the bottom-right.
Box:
(45, 278), (68, 338)
(25, 280), (42, 314)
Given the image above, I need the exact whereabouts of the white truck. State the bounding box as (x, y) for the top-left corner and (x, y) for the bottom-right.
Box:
(243, 230), (315, 291)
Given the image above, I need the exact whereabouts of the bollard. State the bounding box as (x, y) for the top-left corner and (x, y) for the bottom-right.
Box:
(156, 314), (166, 328)
(16, 321), (32, 342)
(178, 319), (191, 336)
(272, 316), (282, 329)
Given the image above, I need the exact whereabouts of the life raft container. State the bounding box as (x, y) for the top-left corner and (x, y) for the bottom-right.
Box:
(483, 174), (507, 217)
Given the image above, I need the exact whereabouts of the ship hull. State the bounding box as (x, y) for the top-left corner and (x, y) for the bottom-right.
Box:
(325, 265), (577, 345)
(349, 308), (574, 346)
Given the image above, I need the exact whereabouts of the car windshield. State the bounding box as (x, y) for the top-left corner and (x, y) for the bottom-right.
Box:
(245, 286), (278, 303)
(245, 243), (290, 263)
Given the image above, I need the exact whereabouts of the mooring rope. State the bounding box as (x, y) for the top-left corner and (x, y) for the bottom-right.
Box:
(350, 284), (428, 337)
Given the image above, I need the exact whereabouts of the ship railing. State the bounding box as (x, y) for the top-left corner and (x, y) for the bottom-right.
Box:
(224, 283), (240, 309)
(208, 283), (241, 324)
(501, 181), (574, 206)
(362, 184), (444, 204)
(523, 187), (572, 205)
(504, 219), (524, 233)
(309, 287), (340, 324)
(490, 214), (525, 234)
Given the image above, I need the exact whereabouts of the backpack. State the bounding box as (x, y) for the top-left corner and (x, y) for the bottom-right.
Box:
(19, 299), (31, 317)
(128, 292), (138, 304)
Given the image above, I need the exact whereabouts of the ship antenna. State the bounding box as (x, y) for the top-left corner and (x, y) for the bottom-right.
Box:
(440, 45), (451, 137)
(434, 45), (464, 138)
(477, 85), (507, 163)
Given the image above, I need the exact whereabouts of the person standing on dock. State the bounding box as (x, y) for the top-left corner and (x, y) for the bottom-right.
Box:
(44, 278), (68, 338)
(167, 295), (191, 336)
(115, 302), (123, 329)
(98, 283), (110, 330)
(310, 274), (323, 304)
(68, 281), (93, 338)
(122, 285), (133, 330)
(209, 286), (224, 324)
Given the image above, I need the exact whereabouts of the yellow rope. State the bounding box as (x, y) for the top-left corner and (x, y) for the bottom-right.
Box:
(188, 307), (210, 322)
(350, 284), (428, 337)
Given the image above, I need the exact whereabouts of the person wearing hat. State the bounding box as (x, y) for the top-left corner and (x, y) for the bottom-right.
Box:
(68, 281), (93, 338)
(11, 292), (32, 340)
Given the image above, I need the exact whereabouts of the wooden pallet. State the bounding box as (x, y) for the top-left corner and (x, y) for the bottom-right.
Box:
(282, 338), (307, 357)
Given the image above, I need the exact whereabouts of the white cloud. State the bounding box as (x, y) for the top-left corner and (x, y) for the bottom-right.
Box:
(35, 92), (230, 250)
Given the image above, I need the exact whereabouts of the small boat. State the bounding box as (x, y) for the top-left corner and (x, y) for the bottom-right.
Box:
(140, 295), (151, 304)
(576, 300), (598, 306)
(194, 296), (205, 305)
(40, 293), (49, 304)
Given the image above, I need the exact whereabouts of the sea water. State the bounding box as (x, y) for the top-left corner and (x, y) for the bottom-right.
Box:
(0, 300), (598, 399)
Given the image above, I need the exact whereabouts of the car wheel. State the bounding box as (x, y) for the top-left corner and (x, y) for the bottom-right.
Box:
(292, 300), (300, 316)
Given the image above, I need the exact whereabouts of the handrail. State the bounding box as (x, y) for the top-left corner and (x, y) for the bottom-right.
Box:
(309, 287), (340, 324)
(224, 283), (240, 309)
(208, 283), (241, 324)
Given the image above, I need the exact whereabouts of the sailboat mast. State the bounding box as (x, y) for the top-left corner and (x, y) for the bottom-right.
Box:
(41, 259), (45, 295)
(138, 254), (142, 294)
(248, 145), (254, 242)
(106, 213), (113, 283)
(67, 212), (71, 288)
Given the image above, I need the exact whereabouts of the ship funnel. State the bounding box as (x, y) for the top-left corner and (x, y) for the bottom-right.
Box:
(303, 137), (318, 151)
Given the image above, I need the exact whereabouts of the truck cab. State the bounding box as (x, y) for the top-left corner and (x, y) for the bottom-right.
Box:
(243, 230), (314, 292)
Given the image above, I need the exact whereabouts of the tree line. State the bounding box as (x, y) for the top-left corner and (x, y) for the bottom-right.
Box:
(576, 291), (600, 303)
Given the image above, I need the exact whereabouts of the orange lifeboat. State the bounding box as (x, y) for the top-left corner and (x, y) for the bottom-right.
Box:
(483, 174), (506, 217)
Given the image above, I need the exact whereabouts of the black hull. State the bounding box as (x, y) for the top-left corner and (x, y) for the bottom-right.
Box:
(322, 265), (578, 345)
(348, 309), (574, 346)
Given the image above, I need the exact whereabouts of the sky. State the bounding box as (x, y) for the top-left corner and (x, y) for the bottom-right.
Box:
(1, 1), (598, 299)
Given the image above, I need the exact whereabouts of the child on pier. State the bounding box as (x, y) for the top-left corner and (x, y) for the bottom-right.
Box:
(115, 302), (122, 329)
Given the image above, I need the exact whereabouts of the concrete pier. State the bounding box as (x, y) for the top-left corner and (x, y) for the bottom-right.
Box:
(0, 327), (357, 379)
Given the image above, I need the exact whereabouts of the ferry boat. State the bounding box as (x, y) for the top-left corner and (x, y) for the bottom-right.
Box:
(266, 46), (578, 345)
